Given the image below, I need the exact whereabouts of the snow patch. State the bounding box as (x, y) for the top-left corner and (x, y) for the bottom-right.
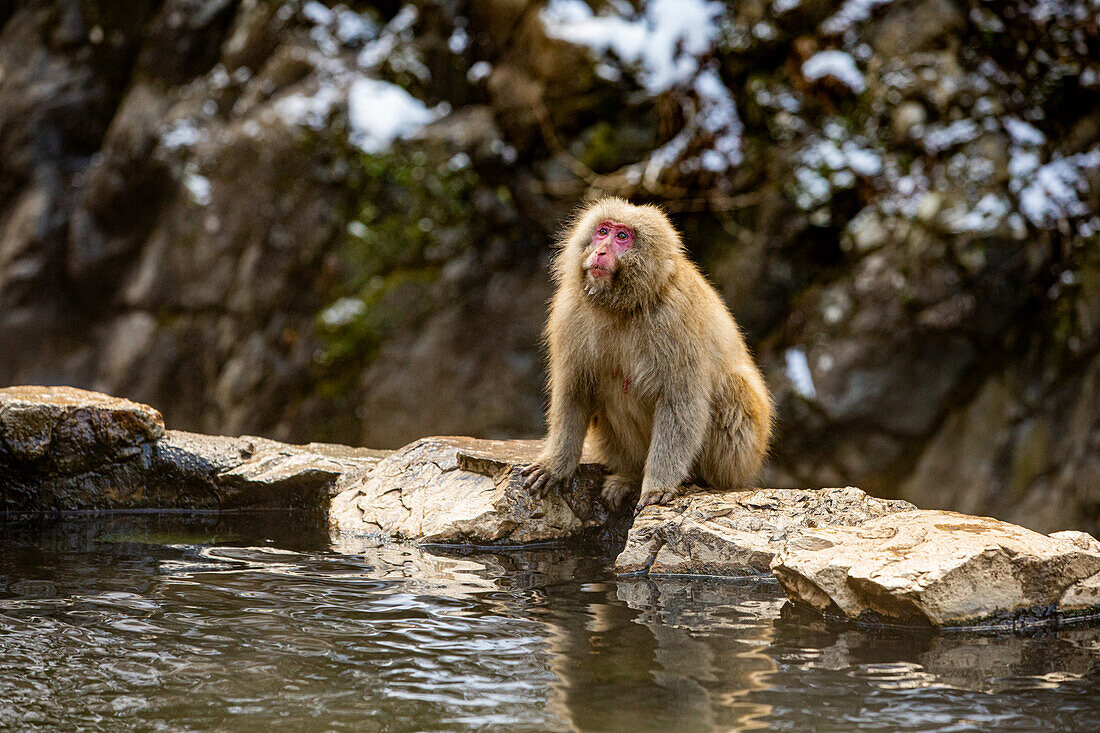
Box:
(182, 170), (212, 206)
(694, 67), (744, 170)
(921, 119), (981, 153)
(942, 193), (1010, 233)
(540, 0), (723, 92)
(275, 84), (343, 130)
(467, 60), (492, 83)
(320, 297), (367, 328)
(1017, 149), (1100, 227)
(1004, 117), (1045, 147)
(161, 119), (205, 150)
(447, 25), (469, 54)
(785, 348), (817, 400)
(347, 77), (448, 153)
(794, 135), (883, 209)
(821, 0), (895, 34)
(542, 0), (744, 175)
(301, 1), (334, 25)
(802, 51), (866, 93)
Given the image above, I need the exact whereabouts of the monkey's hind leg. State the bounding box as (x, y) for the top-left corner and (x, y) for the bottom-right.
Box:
(601, 473), (640, 509)
(699, 381), (770, 490)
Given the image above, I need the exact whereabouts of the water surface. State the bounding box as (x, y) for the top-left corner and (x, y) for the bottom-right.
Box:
(1, 513), (1098, 731)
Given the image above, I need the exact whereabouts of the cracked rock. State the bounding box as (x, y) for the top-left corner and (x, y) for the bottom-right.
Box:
(329, 436), (616, 545)
(614, 487), (913, 576)
(770, 509), (1100, 627)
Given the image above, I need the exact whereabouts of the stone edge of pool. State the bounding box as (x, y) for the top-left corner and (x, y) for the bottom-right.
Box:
(3, 385), (1099, 630)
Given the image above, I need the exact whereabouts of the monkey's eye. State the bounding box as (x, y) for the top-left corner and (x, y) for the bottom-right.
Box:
(617, 231), (627, 240)
(597, 227), (609, 236)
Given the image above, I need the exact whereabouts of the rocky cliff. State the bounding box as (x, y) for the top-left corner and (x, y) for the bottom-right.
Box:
(1, 0), (1097, 532)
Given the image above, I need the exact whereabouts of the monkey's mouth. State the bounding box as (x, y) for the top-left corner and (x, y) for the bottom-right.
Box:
(585, 265), (612, 278)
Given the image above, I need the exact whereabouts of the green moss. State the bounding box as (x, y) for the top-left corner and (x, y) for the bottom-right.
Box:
(577, 119), (661, 174)
(578, 121), (620, 173)
(312, 143), (480, 394)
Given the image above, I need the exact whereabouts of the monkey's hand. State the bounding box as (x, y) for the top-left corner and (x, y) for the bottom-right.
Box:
(635, 485), (681, 514)
(519, 463), (568, 498)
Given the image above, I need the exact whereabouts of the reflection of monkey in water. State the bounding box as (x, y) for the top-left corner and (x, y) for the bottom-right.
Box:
(522, 197), (773, 512)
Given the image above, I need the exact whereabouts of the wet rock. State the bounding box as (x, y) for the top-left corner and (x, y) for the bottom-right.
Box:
(771, 510), (1100, 627)
(330, 436), (616, 545)
(0, 385), (164, 470)
(614, 487), (913, 577)
(0, 386), (386, 512)
(156, 431), (389, 510)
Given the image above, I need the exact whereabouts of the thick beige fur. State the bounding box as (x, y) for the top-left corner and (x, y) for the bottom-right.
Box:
(528, 197), (774, 509)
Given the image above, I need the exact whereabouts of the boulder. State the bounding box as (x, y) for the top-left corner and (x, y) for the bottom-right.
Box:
(330, 436), (616, 545)
(771, 510), (1100, 627)
(614, 486), (913, 576)
(0, 386), (387, 512)
(0, 385), (164, 471)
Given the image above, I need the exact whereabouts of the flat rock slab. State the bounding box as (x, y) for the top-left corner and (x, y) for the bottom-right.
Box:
(330, 436), (615, 545)
(0, 386), (388, 512)
(614, 486), (914, 576)
(156, 432), (389, 510)
(771, 509), (1100, 628)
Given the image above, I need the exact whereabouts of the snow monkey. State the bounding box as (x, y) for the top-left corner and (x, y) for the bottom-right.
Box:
(521, 197), (773, 512)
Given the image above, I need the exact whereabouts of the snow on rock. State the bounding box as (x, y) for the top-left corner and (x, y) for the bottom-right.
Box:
(794, 133), (883, 210)
(1017, 149), (1100, 228)
(821, 0), (896, 34)
(541, 0), (743, 175)
(1004, 117), (1046, 147)
(942, 192), (1010, 234)
(274, 84), (343, 130)
(785, 347), (817, 399)
(920, 119), (981, 153)
(694, 67), (744, 170)
(802, 50), (866, 93)
(540, 0), (723, 93)
(347, 78), (449, 153)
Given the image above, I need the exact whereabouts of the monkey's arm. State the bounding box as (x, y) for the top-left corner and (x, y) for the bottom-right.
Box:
(521, 380), (590, 496)
(637, 376), (710, 511)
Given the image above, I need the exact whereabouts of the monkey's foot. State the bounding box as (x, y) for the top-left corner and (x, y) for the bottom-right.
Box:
(519, 463), (565, 498)
(635, 486), (681, 514)
(601, 474), (639, 509)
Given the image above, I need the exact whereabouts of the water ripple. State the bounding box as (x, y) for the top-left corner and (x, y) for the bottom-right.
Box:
(0, 514), (1097, 731)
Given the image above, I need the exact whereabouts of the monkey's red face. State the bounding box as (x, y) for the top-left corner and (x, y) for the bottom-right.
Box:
(583, 220), (635, 280)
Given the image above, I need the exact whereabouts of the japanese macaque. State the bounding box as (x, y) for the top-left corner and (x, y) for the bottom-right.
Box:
(521, 197), (773, 511)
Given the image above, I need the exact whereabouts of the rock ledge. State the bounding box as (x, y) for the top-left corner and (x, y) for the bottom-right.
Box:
(614, 487), (914, 577)
(330, 436), (617, 545)
(1, 386), (387, 512)
(771, 510), (1100, 628)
